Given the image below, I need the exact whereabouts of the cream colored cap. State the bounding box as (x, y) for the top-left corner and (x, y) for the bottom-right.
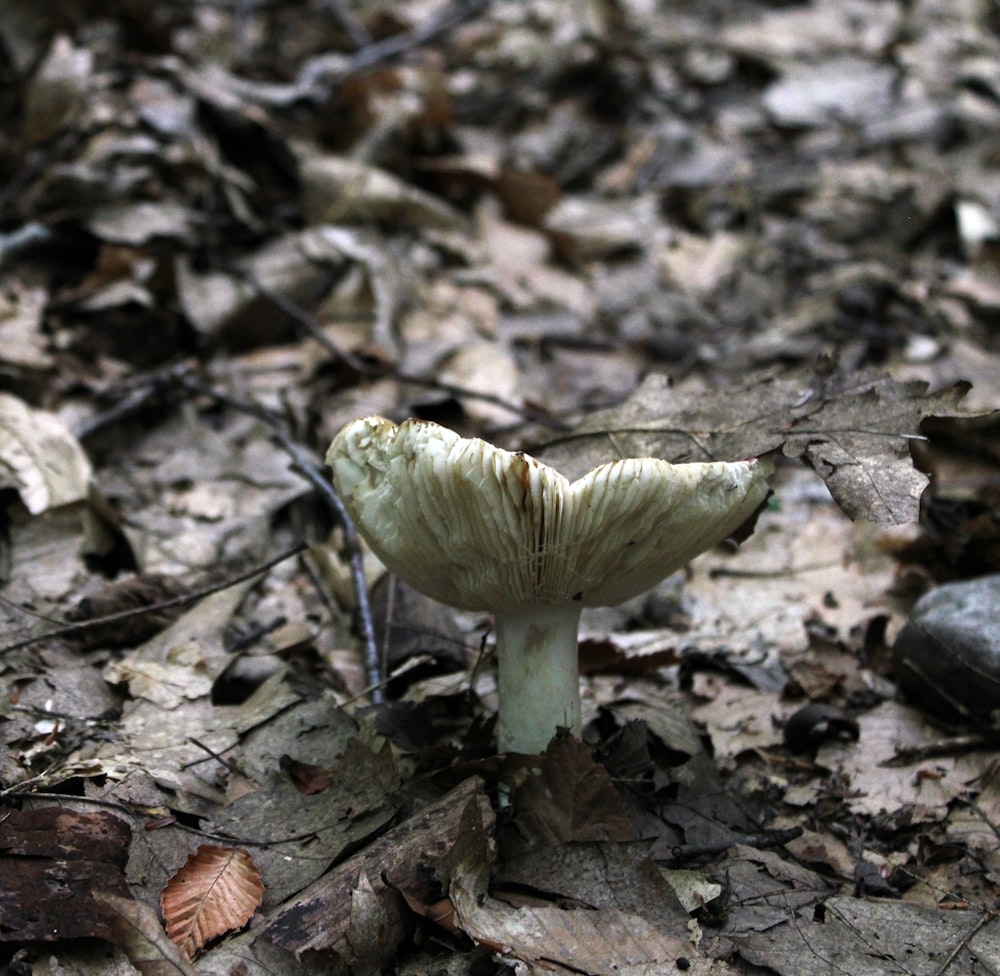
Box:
(328, 416), (773, 614)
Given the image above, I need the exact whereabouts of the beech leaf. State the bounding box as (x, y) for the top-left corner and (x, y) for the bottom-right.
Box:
(161, 845), (264, 959)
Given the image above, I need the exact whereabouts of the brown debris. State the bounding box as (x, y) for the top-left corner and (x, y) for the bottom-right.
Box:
(1, 0), (999, 972)
(0, 808), (132, 943)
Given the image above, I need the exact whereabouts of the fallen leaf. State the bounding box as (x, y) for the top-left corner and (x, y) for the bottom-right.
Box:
(67, 573), (190, 649)
(450, 853), (695, 976)
(161, 845), (264, 959)
(508, 734), (637, 848)
(98, 893), (201, 976)
(280, 755), (336, 794)
(104, 654), (214, 708)
(22, 34), (93, 145)
(0, 284), (54, 372)
(0, 392), (92, 513)
(299, 152), (465, 230)
(538, 368), (985, 524)
(263, 777), (495, 962)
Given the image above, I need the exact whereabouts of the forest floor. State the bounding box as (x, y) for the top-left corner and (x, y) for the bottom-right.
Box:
(1, 1), (999, 974)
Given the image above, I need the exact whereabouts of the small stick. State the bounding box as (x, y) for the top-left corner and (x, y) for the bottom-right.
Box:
(73, 361), (197, 441)
(0, 543), (305, 656)
(239, 266), (571, 430)
(320, 0), (373, 48)
(169, 372), (385, 701)
(334, 0), (489, 78)
(272, 431), (383, 703)
(883, 732), (1000, 766)
(664, 826), (804, 864)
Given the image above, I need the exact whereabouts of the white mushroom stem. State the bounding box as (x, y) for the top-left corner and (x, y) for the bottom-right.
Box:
(495, 605), (583, 754)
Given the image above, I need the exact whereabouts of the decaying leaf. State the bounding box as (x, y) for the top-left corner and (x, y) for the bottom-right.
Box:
(22, 33), (93, 146)
(718, 847), (1000, 976)
(539, 369), (987, 524)
(161, 845), (264, 959)
(507, 734), (637, 848)
(175, 231), (346, 347)
(98, 893), (201, 976)
(450, 854), (698, 976)
(66, 572), (191, 649)
(0, 284), (54, 371)
(4, 1), (1000, 974)
(104, 655), (215, 708)
(0, 392), (92, 513)
(280, 755), (338, 794)
(299, 152), (466, 230)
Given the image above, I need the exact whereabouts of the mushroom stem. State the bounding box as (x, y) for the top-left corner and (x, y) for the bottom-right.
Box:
(495, 605), (583, 754)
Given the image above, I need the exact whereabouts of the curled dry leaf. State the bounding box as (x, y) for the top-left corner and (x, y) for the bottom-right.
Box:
(161, 845), (264, 959)
(0, 392), (92, 514)
(23, 34), (93, 146)
(540, 369), (985, 524)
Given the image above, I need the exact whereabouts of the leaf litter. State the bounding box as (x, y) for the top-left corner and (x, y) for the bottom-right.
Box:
(1, 1), (1000, 974)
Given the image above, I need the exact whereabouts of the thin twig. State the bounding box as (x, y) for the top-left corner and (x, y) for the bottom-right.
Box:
(184, 737), (239, 772)
(169, 372), (385, 700)
(932, 909), (997, 976)
(320, 0), (373, 48)
(0, 543), (306, 656)
(883, 732), (1000, 767)
(271, 430), (383, 703)
(73, 361), (197, 441)
(664, 826), (804, 864)
(316, 0), (491, 82)
(239, 266), (571, 430)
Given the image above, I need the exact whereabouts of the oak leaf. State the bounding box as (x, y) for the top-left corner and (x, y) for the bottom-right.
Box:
(538, 369), (988, 524)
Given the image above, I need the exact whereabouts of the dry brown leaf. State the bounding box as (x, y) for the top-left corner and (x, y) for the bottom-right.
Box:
(66, 573), (190, 650)
(161, 845), (264, 959)
(508, 734), (637, 848)
(280, 755), (337, 794)
(87, 200), (192, 246)
(264, 777), (495, 963)
(299, 152), (465, 230)
(0, 285), (54, 372)
(815, 700), (988, 820)
(544, 194), (657, 261)
(474, 209), (596, 316)
(22, 34), (93, 145)
(98, 893), (202, 976)
(104, 656), (215, 708)
(176, 232), (344, 347)
(539, 369), (984, 524)
(450, 856), (696, 976)
(438, 339), (522, 426)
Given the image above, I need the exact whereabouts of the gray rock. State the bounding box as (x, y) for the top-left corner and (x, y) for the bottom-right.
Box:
(892, 574), (1000, 726)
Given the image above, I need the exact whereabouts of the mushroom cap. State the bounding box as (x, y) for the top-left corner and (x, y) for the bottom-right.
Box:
(328, 416), (773, 614)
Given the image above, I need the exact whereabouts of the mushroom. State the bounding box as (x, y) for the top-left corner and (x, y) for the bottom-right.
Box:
(327, 416), (773, 754)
